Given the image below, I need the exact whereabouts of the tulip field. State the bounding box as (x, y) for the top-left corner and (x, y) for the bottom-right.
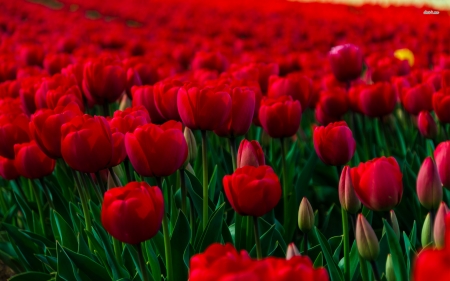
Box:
(1, 0), (450, 280)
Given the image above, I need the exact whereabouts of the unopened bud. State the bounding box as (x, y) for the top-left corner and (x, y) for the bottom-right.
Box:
(286, 243), (300, 260)
(385, 254), (396, 281)
(356, 214), (379, 261)
(421, 212), (433, 248)
(298, 197), (314, 232)
(390, 210), (400, 240)
(434, 202), (449, 248)
(417, 157), (442, 210)
(237, 139), (265, 168)
(183, 127), (197, 168)
(339, 166), (361, 214)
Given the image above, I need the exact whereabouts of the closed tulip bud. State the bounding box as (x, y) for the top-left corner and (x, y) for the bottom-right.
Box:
(390, 210), (400, 240)
(183, 127), (197, 167)
(421, 213), (433, 248)
(351, 157), (403, 211)
(359, 82), (397, 118)
(14, 141), (55, 179)
(131, 85), (166, 124)
(259, 96), (302, 138)
(314, 121), (356, 166)
(417, 111), (437, 139)
(237, 139), (265, 169)
(0, 156), (19, 180)
(339, 166), (361, 214)
(401, 82), (434, 115)
(0, 113), (30, 159)
(298, 197), (314, 233)
(329, 44), (363, 82)
(386, 254), (396, 281)
(417, 157), (443, 210)
(153, 79), (183, 122)
(286, 243), (300, 260)
(434, 141), (450, 188)
(101, 181), (164, 244)
(356, 214), (379, 261)
(434, 202), (449, 248)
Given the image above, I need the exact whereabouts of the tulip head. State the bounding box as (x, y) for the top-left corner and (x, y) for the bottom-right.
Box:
(339, 166), (361, 214)
(298, 197), (314, 233)
(418, 111), (437, 139)
(286, 243), (300, 260)
(417, 157), (443, 210)
(356, 214), (379, 261)
(421, 212), (433, 248)
(237, 139), (265, 169)
(434, 202), (449, 248)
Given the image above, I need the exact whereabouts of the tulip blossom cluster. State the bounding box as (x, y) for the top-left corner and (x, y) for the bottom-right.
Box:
(0, 0), (450, 280)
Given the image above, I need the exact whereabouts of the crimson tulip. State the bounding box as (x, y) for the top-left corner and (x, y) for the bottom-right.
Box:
(401, 82), (434, 115)
(131, 85), (166, 124)
(267, 73), (312, 109)
(418, 111), (437, 139)
(14, 141), (55, 179)
(417, 157), (442, 210)
(351, 157), (403, 211)
(313, 121), (356, 166)
(153, 79), (183, 122)
(125, 121), (188, 177)
(109, 106), (150, 134)
(329, 44), (363, 82)
(432, 89), (450, 124)
(237, 139), (265, 169)
(434, 141), (450, 187)
(101, 181), (164, 244)
(315, 88), (348, 123)
(359, 82), (397, 118)
(259, 96), (301, 138)
(0, 113), (30, 159)
(0, 156), (19, 180)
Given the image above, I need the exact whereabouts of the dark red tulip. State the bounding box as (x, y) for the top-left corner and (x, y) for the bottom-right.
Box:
(351, 157), (403, 211)
(401, 82), (435, 115)
(0, 156), (19, 180)
(125, 121), (188, 177)
(29, 103), (82, 159)
(223, 165), (281, 217)
(82, 55), (127, 105)
(19, 76), (42, 116)
(177, 83), (232, 131)
(14, 141), (55, 179)
(417, 157), (442, 210)
(46, 85), (84, 111)
(61, 115), (126, 173)
(0, 113), (30, 159)
(359, 82), (396, 118)
(237, 139), (265, 169)
(434, 141), (450, 188)
(418, 111), (437, 139)
(101, 181), (164, 244)
(125, 67), (142, 99)
(329, 44), (363, 82)
(432, 89), (450, 124)
(18, 44), (44, 67)
(109, 106), (150, 134)
(214, 87), (255, 137)
(43, 53), (73, 75)
(153, 79), (183, 122)
(259, 96), (301, 138)
(313, 121), (356, 166)
(191, 51), (229, 73)
(267, 73), (312, 109)
(315, 88), (348, 122)
(131, 85), (166, 124)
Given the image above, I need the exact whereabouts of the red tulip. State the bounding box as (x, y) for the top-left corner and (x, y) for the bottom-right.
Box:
(401, 82), (435, 115)
(46, 85), (84, 111)
(109, 106), (150, 134)
(315, 88), (348, 123)
(30, 103), (83, 159)
(350, 157), (403, 211)
(19, 76), (42, 116)
(434, 141), (450, 187)
(14, 141), (55, 179)
(417, 157), (443, 210)
(267, 73), (312, 109)
(418, 111), (437, 139)
(359, 82), (396, 118)
(339, 166), (361, 214)
(0, 113), (30, 159)
(432, 89), (450, 124)
(125, 68), (142, 99)
(131, 85), (166, 124)
(329, 44), (363, 82)
(101, 181), (164, 244)
(43, 53), (73, 75)
(259, 96), (301, 138)
(177, 83), (232, 131)
(191, 51), (229, 73)
(0, 156), (19, 180)
(153, 79), (183, 121)
(214, 87), (255, 137)
(61, 115), (126, 173)
(223, 165), (281, 217)
(314, 121), (356, 166)
(82, 55), (127, 105)
(237, 139), (265, 169)
(125, 121), (188, 177)
(434, 202), (450, 248)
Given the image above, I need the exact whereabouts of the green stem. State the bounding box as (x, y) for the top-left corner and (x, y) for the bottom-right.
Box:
(253, 216), (262, 260)
(201, 130), (209, 230)
(359, 255), (370, 281)
(280, 138), (288, 224)
(235, 213), (242, 250)
(370, 260), (381, 281)
(108, 167), (121, 187)
(441, 123), (449, 140)
(103, 102), (110, 117)
(180, 169), (187, 214)
(303, 232), (308, 256)
(135, 243), (150, 281)
(228, 137), (237, 171)
(0, 187), (8, 215)
(342, 208), (350, 281)
(156, 178), (173, 281)
(85, 173), (103, 204)
(113, 238), (122, 265)
(75, 172), (93, 251)
(95, 171), (106, 193)
(39, 178), (54, 209)
(30, 179), (46, 236)
(246, 216), (252, 251)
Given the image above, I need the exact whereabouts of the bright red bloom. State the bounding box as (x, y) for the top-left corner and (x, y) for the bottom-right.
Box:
(328, 44), (363, 82)
(313, 121), (356, 166)
(223, 165), (281, 217)
(315, 88), (348, 122)
(14, 141), (55, 179)
(131, 85), (166, 124)
(434, 141), (450, 188)
(351, 157), (403, 211)
(101, 181), (164, 244)
(237, 139), (265, 169)
(43, 53), (73, 75)
(191, 51), (229, 73)
(418, 111), (437, 139)
(0, 113), (30, 159)
(0, 156), (19, 180)
(432, 89), (450, 124)
(401, 82), (435, 115)
(153, 79), (183, 122)
(359, 82), (396, 118)
(267, 73), (312, 109)
(259, 96), (301, 138)
(109, 106), (150, 134)
(125, 121), (188, 177)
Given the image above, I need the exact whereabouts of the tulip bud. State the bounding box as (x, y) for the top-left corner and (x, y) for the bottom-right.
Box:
(385, 254), (396, 281)
(418, 111), (437, 139)
(298, 197), (314, 232)
(421, 212), (433, 248)
(339, 166), (361, 214)
(356, 214), (379, 261)
(286, 243), (300, 260)
(417, 157), (443, 210)
(390, 210), (400, 240)
(183, 127), (197, 168)
(237, 139), (265, 169)
(434, 202), (449, 248)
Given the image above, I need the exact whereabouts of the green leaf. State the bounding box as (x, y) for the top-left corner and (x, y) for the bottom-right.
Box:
(9, 272), (52, 281)
(125, 245), (154, 281)
(56, 242), (82, 281)
(208, 165), (218, 201)
(63, 245), (110, 281)
(51, 210), (78, 252)
(171, 211), (191, 281)
(145, 240), (161, 281)
(409, 221), (417, 249)
(198, 203), (225, 252)
(383, 219), (408, 281)
(314, 227), (344, 281)
(314, 252), (323, 267)
(295, 152), (318, 202)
